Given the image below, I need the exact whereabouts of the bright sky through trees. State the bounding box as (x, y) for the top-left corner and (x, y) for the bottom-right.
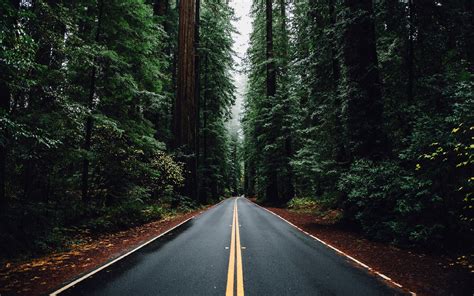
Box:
(229, 0), (252, 134)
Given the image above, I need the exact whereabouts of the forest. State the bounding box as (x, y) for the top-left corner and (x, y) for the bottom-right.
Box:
(243, 0), (473, 251)
(0, 0), (473, 273)
(1, 0), (240, 259)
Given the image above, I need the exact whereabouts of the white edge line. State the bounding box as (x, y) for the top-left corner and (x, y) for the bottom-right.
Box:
(248, 199), (417, 296)
(50, 198), (229, 296)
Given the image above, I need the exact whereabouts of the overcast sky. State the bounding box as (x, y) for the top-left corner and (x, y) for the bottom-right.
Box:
(228, 0), (252, 134)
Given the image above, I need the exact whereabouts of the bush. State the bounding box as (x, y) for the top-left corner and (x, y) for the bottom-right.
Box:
(175, 195), (198, 212)
(84, 201), (165, 232)
(142, 204), (165, 221)
(338, 156), (472, 249)
(0, 197), (170, 260)
(339, 160), (417, 244)
(0, 201), (83, 258)
(287, 197), (317, 210)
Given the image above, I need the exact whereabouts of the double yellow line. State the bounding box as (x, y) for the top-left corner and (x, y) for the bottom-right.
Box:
(226, 198), (244, 296)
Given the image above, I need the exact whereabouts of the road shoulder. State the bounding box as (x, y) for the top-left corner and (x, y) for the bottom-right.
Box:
(0, 204), (216, 296)
(255, 200), (472, 296)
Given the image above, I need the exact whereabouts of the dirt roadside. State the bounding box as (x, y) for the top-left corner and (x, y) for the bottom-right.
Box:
(261, 204), (473, 296)
(0, 205), (213, 296)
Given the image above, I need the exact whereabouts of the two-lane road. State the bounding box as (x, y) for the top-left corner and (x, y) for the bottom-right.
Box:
(52, 197), (406, 295)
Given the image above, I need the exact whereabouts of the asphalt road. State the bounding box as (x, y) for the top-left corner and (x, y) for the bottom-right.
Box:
(54, 197), (406, 296)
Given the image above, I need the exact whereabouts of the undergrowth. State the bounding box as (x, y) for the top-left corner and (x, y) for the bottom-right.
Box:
(287, 197), (343, 224)
(0, 196), (198, 262)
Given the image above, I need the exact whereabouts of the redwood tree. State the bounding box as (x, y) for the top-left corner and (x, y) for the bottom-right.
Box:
(342, 0), (388, 160)
(175, 0), (198, 201)
(264, 0), (278, 202)
(81, 0), (104, 200)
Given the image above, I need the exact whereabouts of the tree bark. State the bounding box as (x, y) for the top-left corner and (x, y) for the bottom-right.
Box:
(328, 0), (340, 86)
(328, 0), (345, 163)
(406, 0), (414, 102)
(265, 0), (278, 202)
(266, 0), (276, 100)
(342, 0), (388, 160)
(81, 0), (104, 200)
(200, 52), (208, 201)
(279, 0), (294, 203)
(194, 0), (201, 202)
(175, 0), (198, 201)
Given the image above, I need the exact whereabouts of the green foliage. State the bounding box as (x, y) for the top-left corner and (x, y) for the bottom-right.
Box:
(174, 195), (198, 212)
(287, 196), (343, 223)
(287, 197), (317, 211)
(339, 160), (423, 244)
(1, 0), (238, 260)
(197, 0), (238, 202)
(85, 201), (164, 232)
(243, 0), (295, 204)
(0, 198), (169, 258)
(0, 0), (208, 260)
(243, 0), (473, 250)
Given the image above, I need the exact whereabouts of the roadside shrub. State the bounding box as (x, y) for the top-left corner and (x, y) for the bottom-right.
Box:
(0, 200), (84, 257)
(175, 195), (198, 212)
(338, 155), (472, 249)
(340, 160), (418, 243)
(287, 197), (317, 210)
(85, 201), (165, 232)
(287, 197), (343, 224)
(142, 204), (165, 221)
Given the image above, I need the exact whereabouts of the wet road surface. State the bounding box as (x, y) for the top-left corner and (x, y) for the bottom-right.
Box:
(52, 197), (406, 296)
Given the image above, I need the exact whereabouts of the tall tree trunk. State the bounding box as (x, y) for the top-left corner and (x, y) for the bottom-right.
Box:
(342, 0), (388, 160)
(265, 0), (278, 202)
(26, 0), (66, 201)
(0, 80), (9, 209)
(175, 0), (198, 201)
(406, 0), (414, 102)
(266, 0), (276, 99)
(0, 0), (20, 209)
(81, 0), (104, 200)
(328, 0), (345, 163)
(200, 52), (208, 201)
(194, 0), (201, 202)
(328, 0), (339, 85)
(279, 0), (294, 202)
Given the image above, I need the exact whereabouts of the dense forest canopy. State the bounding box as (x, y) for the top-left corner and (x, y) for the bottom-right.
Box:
(243, 0), (473, 249)
(0, 0), (240, 258)
(0, 0), (472, 261)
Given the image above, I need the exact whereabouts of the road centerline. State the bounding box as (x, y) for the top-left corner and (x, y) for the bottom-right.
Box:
(225, 201), (236, 296)
(225, 198), (245, 296)
(235, 199), (244, 296)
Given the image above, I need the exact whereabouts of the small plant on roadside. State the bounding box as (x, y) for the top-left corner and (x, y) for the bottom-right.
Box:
(287, 197), (317, 211)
